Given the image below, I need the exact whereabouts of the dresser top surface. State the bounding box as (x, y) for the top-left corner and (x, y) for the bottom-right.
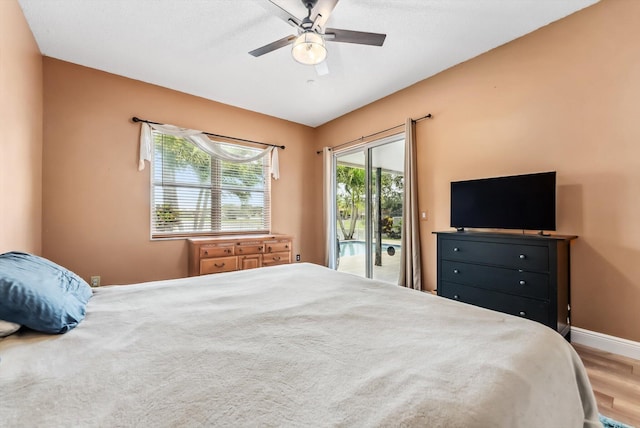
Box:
(433, 230), (578, 241)
(188, 234), (292, 243)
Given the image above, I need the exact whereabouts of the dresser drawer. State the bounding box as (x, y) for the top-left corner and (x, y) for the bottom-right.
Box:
(439, 282), (549, 325)
(239, 254), (262, 270)
(200, 256), (238, 274)
(265, 241), (291, 253)
(236, 242), (265, 255)
(441, 260), (549, 300)
(200, 245), (235, 258)
(262, 251), (290, 266)
(441, 239), (549, 271)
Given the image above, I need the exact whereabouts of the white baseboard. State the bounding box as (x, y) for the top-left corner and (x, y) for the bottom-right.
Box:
(571, 327), (640, 360)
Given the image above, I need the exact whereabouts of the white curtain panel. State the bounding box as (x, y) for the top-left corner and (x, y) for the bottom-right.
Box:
(399, 119), (422, 290)
(322, 147), (337, 268)
(138, 122), (279, 179)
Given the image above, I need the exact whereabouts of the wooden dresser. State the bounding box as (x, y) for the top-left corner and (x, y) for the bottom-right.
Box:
(188, 234), (292, 276)
(434, 231), (577, 340)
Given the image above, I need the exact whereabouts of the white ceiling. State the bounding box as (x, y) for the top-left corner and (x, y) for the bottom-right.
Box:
(18, 0), (598, 127)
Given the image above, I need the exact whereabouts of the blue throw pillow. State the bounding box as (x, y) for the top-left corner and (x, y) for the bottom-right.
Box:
(0, 252), (92, 334)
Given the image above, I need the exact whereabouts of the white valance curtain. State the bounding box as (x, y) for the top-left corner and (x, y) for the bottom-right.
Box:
(138, 122), (280, 179)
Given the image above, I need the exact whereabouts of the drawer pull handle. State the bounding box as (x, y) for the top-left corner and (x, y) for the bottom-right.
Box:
(267, 246), (272, 252)
(453, 247), (459, 252)
(285, 245), (289, 249)
(225, 249), (231, 254)
(453, 294), (459, 300)
(273, 256), (281, 261)
(214, 263), (225, 268)
(519, 280), (526, 285)
(453, 269), (459, 274)
(238, 248), (243, 253)
(204, 250), (208, 256)
(519, 311), (526, 317)
(519, 254), (526, 259)
(258, 246), (263, 251)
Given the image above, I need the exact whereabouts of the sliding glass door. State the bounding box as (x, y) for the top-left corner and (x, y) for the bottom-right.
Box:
(333, 135), (405, 283)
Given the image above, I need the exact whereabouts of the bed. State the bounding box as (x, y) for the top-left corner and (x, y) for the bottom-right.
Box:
(0, 262), (601, 427)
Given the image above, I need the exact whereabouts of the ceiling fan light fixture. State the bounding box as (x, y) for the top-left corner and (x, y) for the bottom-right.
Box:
(291, 31), (327, 65)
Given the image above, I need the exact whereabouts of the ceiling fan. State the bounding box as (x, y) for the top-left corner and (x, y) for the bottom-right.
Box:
(249, 0), (386, 68)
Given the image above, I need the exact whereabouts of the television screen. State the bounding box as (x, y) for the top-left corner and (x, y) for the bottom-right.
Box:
(450, 171), (556, 231)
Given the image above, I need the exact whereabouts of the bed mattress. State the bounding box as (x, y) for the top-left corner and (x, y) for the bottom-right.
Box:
(0, 263), (601, 427)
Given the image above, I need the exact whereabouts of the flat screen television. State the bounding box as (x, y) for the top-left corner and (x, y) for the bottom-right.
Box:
(450, 171), (556, 232)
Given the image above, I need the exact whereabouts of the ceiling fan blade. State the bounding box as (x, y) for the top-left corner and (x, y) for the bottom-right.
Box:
(324, 28), (386, 46)
(249, 35), (297, 57)
(264, 0), (301, 28)
(312, 0), (340, 32)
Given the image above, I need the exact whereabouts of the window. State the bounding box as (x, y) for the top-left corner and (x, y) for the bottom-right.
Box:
(151, 131), (271, 238)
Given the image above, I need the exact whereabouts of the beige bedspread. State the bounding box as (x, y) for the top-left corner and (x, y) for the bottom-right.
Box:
(0, 263), (601, 427)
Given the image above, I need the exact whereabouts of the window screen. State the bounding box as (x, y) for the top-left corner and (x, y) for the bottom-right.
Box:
(151, 132), (271, 238)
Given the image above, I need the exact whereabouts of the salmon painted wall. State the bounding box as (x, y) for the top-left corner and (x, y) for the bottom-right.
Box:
(0, 0), (43, 254)
(315, 0), (640, 342)
(42, 59), (319, 285)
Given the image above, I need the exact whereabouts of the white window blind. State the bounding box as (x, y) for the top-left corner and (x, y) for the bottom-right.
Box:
(151, 131), (271, 237)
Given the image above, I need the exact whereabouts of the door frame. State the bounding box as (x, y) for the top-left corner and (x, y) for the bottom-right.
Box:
(331, 133), (405, 278)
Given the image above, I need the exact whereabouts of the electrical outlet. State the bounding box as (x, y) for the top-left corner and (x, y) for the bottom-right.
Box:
(90, 276), (101, 287)
(296, 254), (301, 262)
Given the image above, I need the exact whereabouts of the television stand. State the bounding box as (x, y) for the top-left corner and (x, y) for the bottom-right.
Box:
(433, 231), (577, 340)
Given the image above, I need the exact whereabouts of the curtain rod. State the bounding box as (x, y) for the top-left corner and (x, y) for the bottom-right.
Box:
(131, 117), (285, 150)
(315, 113), (432, 154)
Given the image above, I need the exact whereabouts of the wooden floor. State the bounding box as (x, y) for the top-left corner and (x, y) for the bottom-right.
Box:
(573, 343), (640, 427)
